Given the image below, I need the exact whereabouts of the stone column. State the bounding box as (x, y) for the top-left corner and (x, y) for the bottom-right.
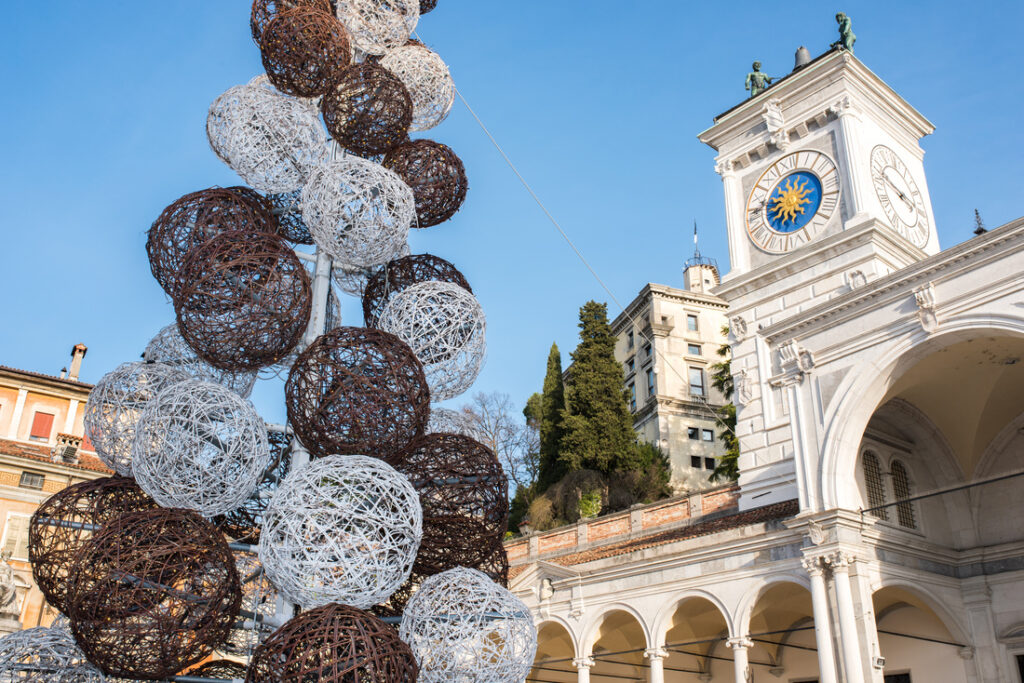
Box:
(802, 556), (839, 683)
(573, 657), (595, 683)
(831, 553), (866, 682)
(645, 648), (667, 683)
(716, 159), (750, 274)
(727, 637), (753, 683)
(829, 93), (869, 219)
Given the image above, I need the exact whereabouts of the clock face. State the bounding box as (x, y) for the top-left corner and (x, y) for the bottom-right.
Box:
(745, 150), (840, 254)
(870, 145), (929, 248)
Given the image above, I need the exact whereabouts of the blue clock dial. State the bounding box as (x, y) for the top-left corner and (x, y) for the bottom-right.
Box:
(765, 171), (822, 233)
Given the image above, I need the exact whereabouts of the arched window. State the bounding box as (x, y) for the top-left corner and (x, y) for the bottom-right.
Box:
(891, 460), (916, 529)
(862, 450), (888, 520)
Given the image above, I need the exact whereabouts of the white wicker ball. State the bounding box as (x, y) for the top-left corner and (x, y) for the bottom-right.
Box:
(0, 626), (106, 682)
(131, 379), (271, 517)
(332, 242), (409, 297)
(259, 455), (422, 610)
(300, 157), (415, 269)
(143, 324), (258, 398)
(335, 0), (419, 56)
(83, 362), (191, 477)
(378, 281), (486, 401)
(207, 81), (328, 193)
(426, 407), (479, 438)
(399, 567), (537, 683)
(380, 44), (455, 131)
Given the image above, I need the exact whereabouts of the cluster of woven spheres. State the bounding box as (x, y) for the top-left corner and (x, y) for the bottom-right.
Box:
(333, 242), (410, 298)
(146, 186), (278, 297)
(426, 406), (478, 437)
(247, 603), (418, 683)
(132, 379), (272, 517)
(260, 6), (351, 98)
(321, 63), (412, 157)
(400, 567), (537, 683)
(268, 190), (314, 244)
(334, 0), (419, 56)
(221, 551), (279, 657)
(174, 231), (312, 371)
(207, 80), (328, 193)
(213, 428), (291, 544)
(378, 281), (486, 401)
(362, 253), (471, 327)
(380, 44), (455, 131)
(144, 323), (258, 398)
(189, 659), (248, 679)
(28, 477), (157, 615)
(259, 455), (422, 609)
(0, 626), (105, 683)
(301, 156), (414, 269)
(250, 0), (333, 44)
(285, 326), (430, 461)
(384, 139), (467, 228)
(66, 508), (241, 680)
(83, 361), (192, 477)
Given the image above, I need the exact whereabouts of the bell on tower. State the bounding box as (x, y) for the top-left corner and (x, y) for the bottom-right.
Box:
(683, 222), (720, 293)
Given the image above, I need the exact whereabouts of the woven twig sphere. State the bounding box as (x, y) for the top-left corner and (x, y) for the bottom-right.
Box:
(399, 568), (537, 683)
(29, 477), (157, 615)
(333, 242), (408, 297)
(361, 253), (471, 327)
(213, 429), (291, 544)
(251, 0), (333, 43)
(378, 281), (486, 401)
(189, 660), (247, 679)
(384, 139), (467, 227)
(143, 323), (258, 398)
(83, 362), (191, 477)
(334, 0), (418, 55)
(0, 627), (106, 683)
(320, 63), (412, 156)
(222, 551), (278, 657)
(380, 45), (454, 131)
(246, 603), (417, 682)
(131, 379), (272, 518)
(174, 231), (312, 371)
(419, 0), (437, 14)
(285, 327), (429, 461)
(146, 187), (278, 298)
(260, 6), (352, 98)
(259, 455), (423, 609)
(268, 190), (314, 244)
(426, 407), (477, 437)
(66, 509), (242, 680)
(207, 82), (328, 193)
(300, 157), (414, 269)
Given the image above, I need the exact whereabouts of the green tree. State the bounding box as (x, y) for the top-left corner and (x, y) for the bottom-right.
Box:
(709, 325), (740, 482)
(560, 301), (638, 474)
(536, 343), (567, 491)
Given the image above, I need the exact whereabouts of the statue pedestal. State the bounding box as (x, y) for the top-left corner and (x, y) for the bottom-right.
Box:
(0, 615), (22, 635)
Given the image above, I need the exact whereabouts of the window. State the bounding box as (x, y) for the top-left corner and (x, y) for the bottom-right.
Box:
(627, 331), (634, 349)
(687, 427), (699, 440)
(643, 343), (652, 359)
(628, 384), (636, 412)
(646, 369), (655, 397)
(18, 472), (44, 490)
(689, 367), (705, 397)
(891, 461), (916, 529)
(702, 429), (714, 442)
(688, 343), (702, 356)
(687, 314), (698, 331)
(2, 515), (30, 561)
(704, 457), (716, 470)
(884, 675), (912, 683)
(29, 412), (55, 442)
(625, 358), (635, 374)
(690, 456), (702, 468)
(862, 451), (888, 521)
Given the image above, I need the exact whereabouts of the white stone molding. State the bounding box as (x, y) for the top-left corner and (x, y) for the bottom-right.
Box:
(913, 281), (938, 332)
(644, 647), (669, 660)
(733, 369), (752, 406)
(806, 520), (826, 546)
(845, 269), (867, 290)
(957, 646), (976, 660)
(572, 657), (595, 669)
(827, 94), (860, 121)
(800, 556), (826, 576)
(762, 99), (790, 151)
(730, 315), (748, 341)
(714, 158), (736, 177)
(772, 340), (814, 387)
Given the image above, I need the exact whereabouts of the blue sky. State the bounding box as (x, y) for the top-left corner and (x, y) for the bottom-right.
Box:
(1, 2), (1022, 422)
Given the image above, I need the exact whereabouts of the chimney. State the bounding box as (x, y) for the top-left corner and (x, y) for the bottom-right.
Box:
(59, 367), (67, 379)
(68, 343), (87, 381)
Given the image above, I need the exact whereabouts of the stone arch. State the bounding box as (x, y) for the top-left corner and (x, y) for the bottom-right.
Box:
(536, 616), (580, 659)
(651, 589), (735, 646)
(580, 602), (652, 657)
(870, 579), (971, 646)
(733, 573), (811, 637)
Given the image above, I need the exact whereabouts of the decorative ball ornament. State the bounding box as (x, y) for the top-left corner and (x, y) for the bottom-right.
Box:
(0, 626), (106, 683)
(174, 231), (312, 371)
(207, 82), (328, 193)
(334, 0), (419, 56)
(399, 567), (537, 683)
(213, 429), (291, 544)
(426, 407), (478, 437)
(361, 253), (471, 327)
(268, 190), (314, 244)
(143, 323), (258, 398)
(258, 455), (423, 609)
(419, 0), (437, 15)
(29, 477), (157, 615)
(66, 509), (242, 681)
(333, 242), (409, 298)
(247, 603), (417, 683)
(379, 45), (455, 131)
(189, 660), (248, 679)
(320, 63), (413, 156)
(131, 379), (272, 517)
(384, 139), (467, 227)
(378, 281), (486, 401)
(300, 157), (415, 269)
(250, 0), (333, 44)
(285, 327), (430, 461)
(260, 6), (352, 98)
(83, 362), (192, 477)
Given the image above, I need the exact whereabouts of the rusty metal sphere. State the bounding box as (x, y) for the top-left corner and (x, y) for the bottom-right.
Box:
(29, 477), (158, 615)
(384, 139), (467, 228)
(284, 326), (429, 461)
(321, 63), (412, 157)
(268, 190), (314, 245)
(361, 253), (471, 327)
(251, 0), (333, 44)
(174, 231), (312, 371)
(260, 6), (352, 98)
(190, 660), (248, 679)
(246, 603), (417, 682)
(66, 508), (242, 680)
(213, 429), (292, 545)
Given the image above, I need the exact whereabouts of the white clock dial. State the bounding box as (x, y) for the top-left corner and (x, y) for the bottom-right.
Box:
(870, 145), (930, 248)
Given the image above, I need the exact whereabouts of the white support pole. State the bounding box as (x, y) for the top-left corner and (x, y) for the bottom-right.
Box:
(645, 648), (667, 683)
(832, 553), (866, 683)
(573, 657), (595, 683)
(727, 637), (753, 683)
(803, 556), (839, 683)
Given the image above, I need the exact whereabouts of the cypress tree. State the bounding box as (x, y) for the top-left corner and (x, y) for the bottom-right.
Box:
(536, 343), (567, 490)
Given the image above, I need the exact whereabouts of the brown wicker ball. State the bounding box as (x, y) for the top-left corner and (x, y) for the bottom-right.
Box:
(384, 139), (468, 228)
(28, 477), (158, 615)
(285, 327), (429, 461)
(190, 660), (248, 679)
(269, 190), (314, 244)
(146, 187), (279, 297)
(321, 63), (412, 157)
(361, 253), (472, 327)
(246, 603), (417, 683)
(175, 231), (312, 371)
(250, 0), (333, 44)
(66, 508), (242, 680)
(214, 429), (292, 544)
(260, 6), (352, 98)
(420, 0), (437, 14)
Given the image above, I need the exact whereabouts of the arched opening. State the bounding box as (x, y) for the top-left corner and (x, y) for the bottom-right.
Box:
(745, 581), (819, 681)
(530, 620), (577, 683)
(587, 609), (649, 683)
(661, 596), (731, 680)
(873, 586), (970, 682)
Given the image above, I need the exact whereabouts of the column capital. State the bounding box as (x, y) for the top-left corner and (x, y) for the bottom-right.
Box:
(573, 657), (595, 670)
(715, 158), (737, 177)
(801, 555), (827, 576)
(726, 636), (754, 650)
(827, 550), (857, 570)
(644, 647), (669, 661)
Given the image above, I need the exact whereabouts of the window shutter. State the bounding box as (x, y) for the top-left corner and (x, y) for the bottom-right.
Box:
(29, 412), (54, 439)
(3, 516), (29, 560)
